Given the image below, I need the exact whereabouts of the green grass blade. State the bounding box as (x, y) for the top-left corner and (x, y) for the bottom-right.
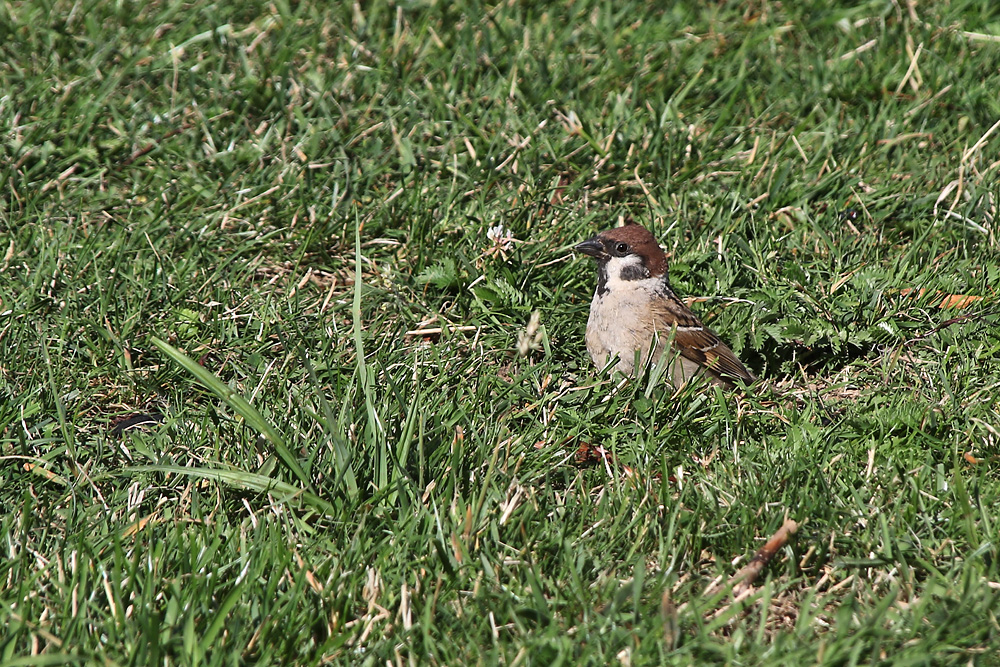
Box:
(300, 351), (359, 499)
(150, 336), (310, 486)
(198, 560), (250, 654)
(121, 465), (336, 516)
(353, 213), (386, 495)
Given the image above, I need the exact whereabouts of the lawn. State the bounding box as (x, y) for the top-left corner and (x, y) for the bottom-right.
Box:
(2, 0), (1000, 664)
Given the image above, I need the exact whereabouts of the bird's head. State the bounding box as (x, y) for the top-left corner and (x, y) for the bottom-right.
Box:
(575, 223), (668, 290)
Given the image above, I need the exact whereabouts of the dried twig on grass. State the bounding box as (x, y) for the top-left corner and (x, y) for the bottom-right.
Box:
(731, 518), (800, 596)
(706, 518), (800, 599)
(904, 309), (995, 345)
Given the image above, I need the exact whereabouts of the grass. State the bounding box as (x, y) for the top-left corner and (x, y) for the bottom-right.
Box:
(2, 0), (1000, 663)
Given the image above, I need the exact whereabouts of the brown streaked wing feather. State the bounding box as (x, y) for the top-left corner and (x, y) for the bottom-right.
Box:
(651, 295), (756, 384)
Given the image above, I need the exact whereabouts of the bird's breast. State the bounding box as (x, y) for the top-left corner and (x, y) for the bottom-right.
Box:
(585, 286), (662, 374)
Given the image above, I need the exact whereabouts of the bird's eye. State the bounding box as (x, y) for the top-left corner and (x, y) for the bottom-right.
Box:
(615, 242), (629, 255)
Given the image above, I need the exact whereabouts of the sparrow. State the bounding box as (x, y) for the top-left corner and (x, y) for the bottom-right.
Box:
(575, 223), (756, 388)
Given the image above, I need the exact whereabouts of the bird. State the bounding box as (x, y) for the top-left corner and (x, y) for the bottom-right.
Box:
(575, 223), (756, 388)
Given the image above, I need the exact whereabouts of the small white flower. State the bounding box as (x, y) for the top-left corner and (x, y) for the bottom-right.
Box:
(486, 224), (515, 251)
(483, 225), (516, 261)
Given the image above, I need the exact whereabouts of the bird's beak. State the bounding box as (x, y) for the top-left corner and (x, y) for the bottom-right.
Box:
(574, 237), (606, 259)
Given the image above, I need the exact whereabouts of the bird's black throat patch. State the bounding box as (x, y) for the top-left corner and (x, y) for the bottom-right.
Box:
(619, 263), (651, 282)
(595, 263), (609, 296)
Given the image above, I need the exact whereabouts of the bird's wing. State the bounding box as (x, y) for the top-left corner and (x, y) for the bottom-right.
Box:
(651, 295), (756, 384)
